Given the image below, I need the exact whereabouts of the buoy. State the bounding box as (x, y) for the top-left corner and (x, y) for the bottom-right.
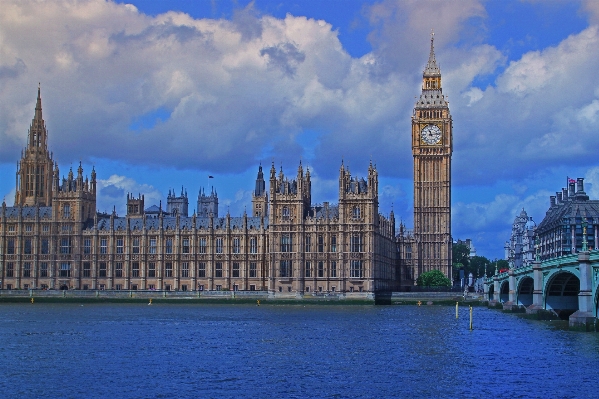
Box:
(456, 301), (459, 318)
(30, 298), (34, 304)
(257, 300), (260, 306)
(148, 298), (152, 305)
(417, 301), (421, 307)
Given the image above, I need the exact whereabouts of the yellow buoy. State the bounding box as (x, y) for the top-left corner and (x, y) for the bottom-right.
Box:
(257, 300), (260, 306)
(417, 301), (421, 307)
(149, 298), (152, 305)
(30, 298), (34, 304)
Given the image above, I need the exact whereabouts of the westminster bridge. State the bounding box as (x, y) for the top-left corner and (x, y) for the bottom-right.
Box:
(484, 249), (599, 329)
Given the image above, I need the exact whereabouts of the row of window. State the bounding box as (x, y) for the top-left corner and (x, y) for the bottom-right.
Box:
(281, 234), (363, 253)
(5, 262), (262, 279)
(279, 260), (363, 278)
(3, 224), (51, 232)
(4, 234), (364, 255)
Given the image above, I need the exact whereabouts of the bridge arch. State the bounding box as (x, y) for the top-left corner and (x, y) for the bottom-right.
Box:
(499, 281), (509, 303)
(517, 276), (534, 306)
(544, 271), (580, 319)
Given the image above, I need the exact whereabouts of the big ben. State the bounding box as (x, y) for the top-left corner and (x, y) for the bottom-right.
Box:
(412, 32), (452, 281)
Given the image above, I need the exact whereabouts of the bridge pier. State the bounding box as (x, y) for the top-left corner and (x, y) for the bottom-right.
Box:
(569, 251), (596, 331)
(526, 260), (544, 314)
(488, 275), (500, 307)
(503, 269), (518, 311)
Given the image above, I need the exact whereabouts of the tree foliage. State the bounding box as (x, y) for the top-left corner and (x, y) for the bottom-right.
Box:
(416, 270), (451, 287)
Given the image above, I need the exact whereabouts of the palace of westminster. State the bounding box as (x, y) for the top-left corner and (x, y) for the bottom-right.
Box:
(0, 38), (454, 296)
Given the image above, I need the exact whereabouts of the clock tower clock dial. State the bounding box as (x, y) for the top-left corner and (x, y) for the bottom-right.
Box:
(411, 32), (453, 282)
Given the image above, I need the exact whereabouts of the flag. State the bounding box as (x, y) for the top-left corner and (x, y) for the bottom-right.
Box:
(567, 176), (575, 183)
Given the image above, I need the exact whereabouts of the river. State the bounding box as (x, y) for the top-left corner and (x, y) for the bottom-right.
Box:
(0, 303), (597, 398)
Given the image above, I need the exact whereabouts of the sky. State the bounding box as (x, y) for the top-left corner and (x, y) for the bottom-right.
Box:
(2, 0), (599, 261)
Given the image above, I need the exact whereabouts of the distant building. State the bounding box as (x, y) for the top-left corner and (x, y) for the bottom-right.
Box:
(504, 209), (536, 268)
(536, 179), (599, 260)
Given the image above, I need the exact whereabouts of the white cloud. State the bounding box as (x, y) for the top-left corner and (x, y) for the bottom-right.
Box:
(96, 174), (162, 215)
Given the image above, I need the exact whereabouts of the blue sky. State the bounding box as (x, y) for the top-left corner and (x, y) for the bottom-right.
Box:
(2, 0), (599, 261)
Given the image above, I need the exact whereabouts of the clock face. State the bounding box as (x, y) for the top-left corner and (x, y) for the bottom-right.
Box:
(421, 124), (442, 145)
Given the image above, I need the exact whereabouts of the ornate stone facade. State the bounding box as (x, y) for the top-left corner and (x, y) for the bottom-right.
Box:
(0, 88), (399, 295)
(412, 33), (453, 281)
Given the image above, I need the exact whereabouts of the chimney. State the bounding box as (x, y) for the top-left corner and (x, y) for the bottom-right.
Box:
(550, 196), (556, 207)
(556, 192), (562, 204)
(562, 187), (568, 201)
(569, 182), (575, 197)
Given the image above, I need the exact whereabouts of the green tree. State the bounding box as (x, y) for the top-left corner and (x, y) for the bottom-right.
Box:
(470, 255), (490, 278)
(416, 269), (451, 287)
(452, 243), (470, 269)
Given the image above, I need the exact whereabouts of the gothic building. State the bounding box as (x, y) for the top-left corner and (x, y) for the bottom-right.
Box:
(0, 87), (399, 295)
(411, 33), (453, 281)
(504, 209), (536, 269)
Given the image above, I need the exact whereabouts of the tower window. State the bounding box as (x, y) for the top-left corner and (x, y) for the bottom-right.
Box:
(63, 204), (70, 219)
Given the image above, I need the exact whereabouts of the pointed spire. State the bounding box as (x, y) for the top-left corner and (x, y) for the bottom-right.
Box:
(35, 82), (43, 121)
(424, 30), (441, 77)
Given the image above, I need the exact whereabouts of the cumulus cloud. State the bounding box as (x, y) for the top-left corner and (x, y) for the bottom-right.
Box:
(96, 174), (162, 215)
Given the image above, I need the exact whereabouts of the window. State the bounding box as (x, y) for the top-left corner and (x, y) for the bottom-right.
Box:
(351, 234), (362, 253)
(23, 262), (31, 277)
(40, 262), (48, 277)
(116, 238), (124, 254)
(181, 285), (188, 292)
(149, 238), (157, 254)
(115, 262), (123, 277)
(42, 224), (49, 232)
(83, 262), (91, 277)
(318, 261), (324, 278)
(199, 238), (207, 254)
(100, 238), (108, 254)
(215, 262), (223, 278)
(216, 285), (222, 291)
(305, 261), (311, 278)
(181, 262), (189, 278)
(7, 239), (15, 254)
(280, 260), (292, 278)
(6, 263), (14, 277)
(318, 235), (324, 253)
(249, 262), (257, 278)
(60, 262), (70, 277)
(232, 262), (240, 278)
(350, 260), (362, 278)
(63, 204), (70, 219)
(148, 262), (156, 278)
(132, 262), (140, 277)
(330, 261), (337, 278)
(24, 239), (32, 254)
(40, 239), (49, 254)
(198, 284), (204, 291)
(60, 238), (71, 254)
(62, 224), (72, 232)
(282, 206), (290, 219)
(216, 238), (223, 254)
(198, 262), (206, 278)
(250, 237), (257, 254)
(305, 236), (312, 252)
(353, 206), (360, 219)
(115, 284), (122, 291)
(233, 238), (240, 254)
(25, 224), (32, 232)
(83, 238), (91, 254)
(166, 238), (173, 254)
(8, 225), (15, 232)
(281, 234), (292, 252)
(99, 262), (107, 277)
(331, 236), (337, 253)
(182, 239), (190, 254)
(132, 238), (140, 254)
(165, 262), (173, 277)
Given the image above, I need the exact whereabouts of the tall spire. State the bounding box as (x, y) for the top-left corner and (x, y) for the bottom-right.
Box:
(424, 30), (440, 77)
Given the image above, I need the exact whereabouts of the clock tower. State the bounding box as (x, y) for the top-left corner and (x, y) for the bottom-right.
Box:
(412, 32), (453, 281)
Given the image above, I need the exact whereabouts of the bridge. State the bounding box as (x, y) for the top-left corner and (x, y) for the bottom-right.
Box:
(484, 249), (599, 330)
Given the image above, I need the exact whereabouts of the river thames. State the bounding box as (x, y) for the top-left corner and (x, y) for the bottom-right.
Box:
(0, 303), (598, 398)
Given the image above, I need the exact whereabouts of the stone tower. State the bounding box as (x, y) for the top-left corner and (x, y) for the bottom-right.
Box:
(412, 32), (453, 281)
(14, 85), (55, 207)
(167, 187), (189, 217)
(197, 187), (218, 218)
(252, 164), (268, 217)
